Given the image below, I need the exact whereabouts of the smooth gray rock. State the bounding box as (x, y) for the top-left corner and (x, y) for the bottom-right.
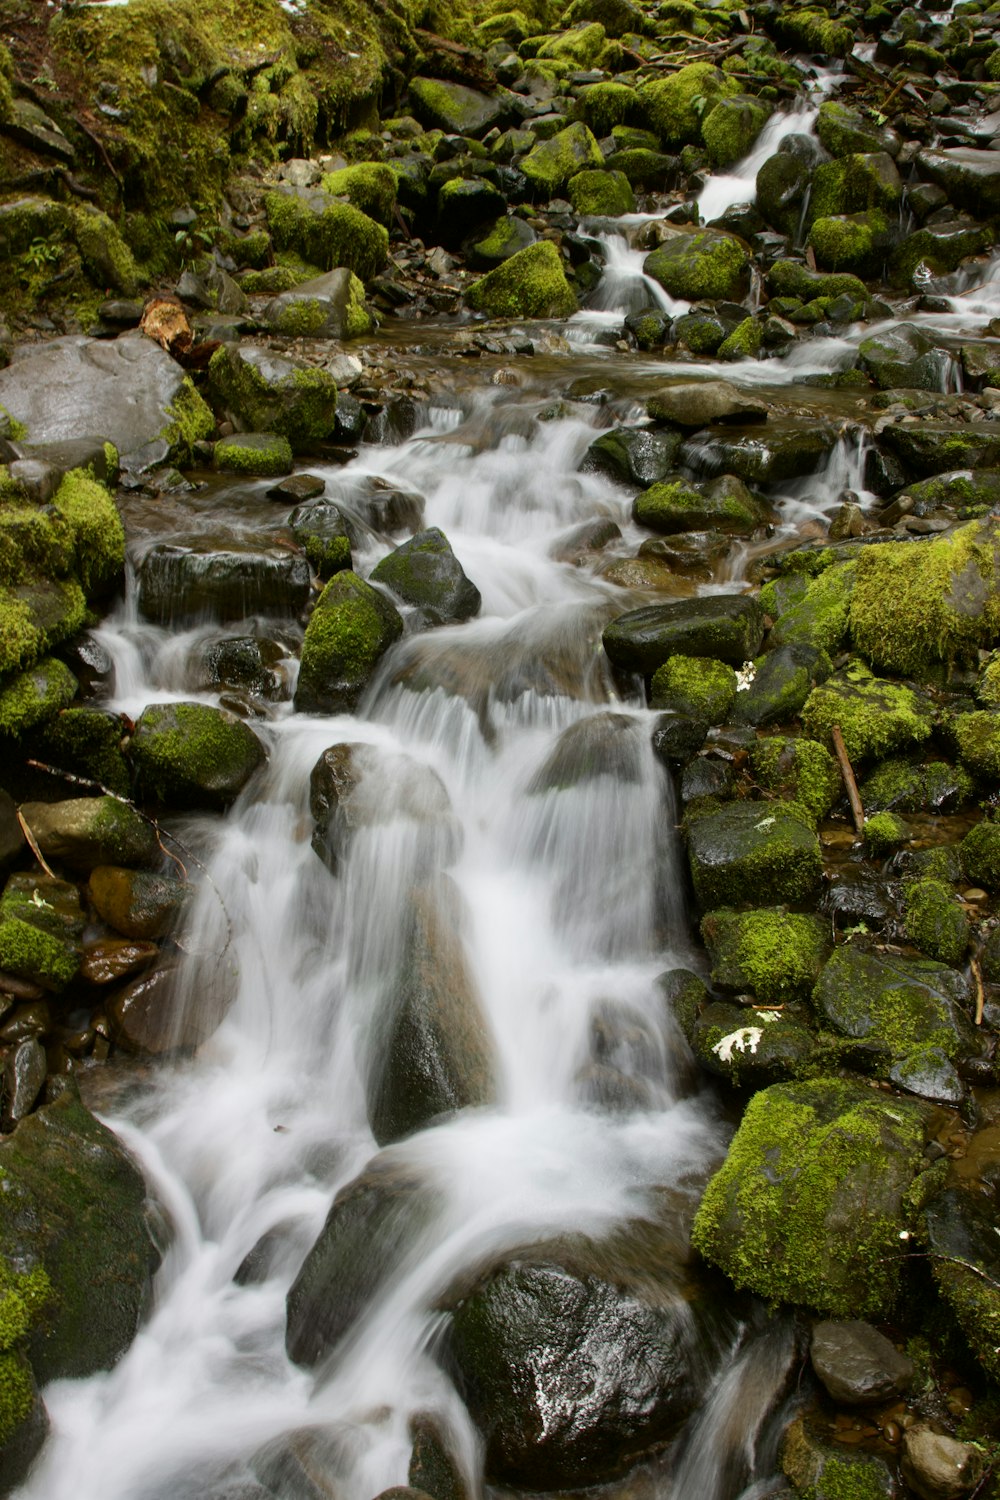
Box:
(810, 1319), (914, 1405)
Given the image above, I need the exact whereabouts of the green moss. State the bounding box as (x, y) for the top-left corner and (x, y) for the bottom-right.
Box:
(207, 346), (337, 450)
(32, 708), (130, 798)
(860, 757), (973, 814)
(692, 1078), (925, 1316)
(770, 560), (855, 655)
(802, 660), (933, 764)
(214, 433), (293, 476)
(0, 1352), (34, 1448)
(158, 377), (215, 464)
(751, 737), (841, 822)
(265, 193), (388, 281)
(322, 162), (397, 226)
(960, 818), (1000, 890)
(238, 265), (304, 294)
(686, 799), (823, 910)
(130, 700), (263, 807)
(701, 94), (770, 168)
(718, 315), (762, 360)
(808, 210), (889, 275)
(536, 21), (606, 66)
(814, 945), (968, 1069)
(295, 569), (404, 715)
(774, 8), (855, 56)
(650, 654), (736, 721)
(0, 657), (78, 739)
(0, 1265), (50, 1358)
(850, 522), (1000, 677)
(0, 916), (80, 990)
(466, 240), (577, 320)
(50, 469), (125, 600)
(567, 169), (635, 217)
(862, 810), (909, 856)
(768, 259), (868, 304)
(903, 878), (968, 965)
(521, 121), (605, 196)
(643, 230), (750, 301)
(577, 81), (639, 134)
(639, 63), (741, 149)
(701, 907), (829, 1002)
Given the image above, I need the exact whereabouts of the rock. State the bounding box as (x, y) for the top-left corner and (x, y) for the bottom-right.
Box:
(344, 478), (425, 537)
(645, 381), (767, 428)
(902, 1427), (984, 1500)
(640, 62), (739, 149)
(0, 1350), (47, 1490)
(781, 1416), (896, 1500)
(529, 713), (644, 792)
(633, 473), (767, 536)
(603, 593), (765, 675)
(198, 636), (290, 702)
(289, 500), (352, 580)
(0, 334), (212, 464)
(322, 161), (397, 226)
(267, 474), (325, 505)
(0, 656), (78, 739)
(859, 324), (949, 391)
(582, 426), (682, 487)
(643, 229), (750, 302)
(750, 735), (840, 821)
(0, 874), (83, 993)
(650, 655), (736, 722)
(693, 1078), (926, 1317)
(437, 177), (507, 247)
(0, 1080), (158, 1383)
(923, 1185), (1000, 1381)
(817, 101), (901, 159)
(262, 267), (373, 339)
(766, 563), (855, 657)
(129, 701), (266, 810)
(960, 819), (1000, 891)
(265, 186), (388, 282)
(286, 1155), (437, 1367)
(88, 866), (189, 940)
(466, 241), (577, 319)
(250, 1426), (346, 1500)
(408, 78), (506, 138)
(892, 222), (993, 289)
(702, 94), (771, 168)
(294, 571), (404, 715)
(105, 960), (233, 1054)
(567, 168), (635, 217)
(802, 661), (933, 764)
(2, 1037), (47, 1124)
(408, 1413), (470, 1500)
(810, 1320), (915, 1405)
(466, 216), (538, 271)
(682, 421), (837, 484)
(207, 344), (339, 452)
(214, 432), (293, 477)
(701, 907), (829, 1003)
(903, 878), (969, 967)
(756, 151), (812, 238)
(917, 147), (1000, 215)
(686, 800), (822, 910)
(367, 879), (498, 1145)
(370, 528), (481, 627)
(521, 121), (604, 197)
(689, 997), (817, 1087)
(80, 938), (157, 986)
(137, 542), (311, 626)
(17, 796), (156, 872)
(309, 742), (460, 873)
(881, 422), (1000, 479)
(735, 645), (832, 729)
(446, 1245), (704, 1489)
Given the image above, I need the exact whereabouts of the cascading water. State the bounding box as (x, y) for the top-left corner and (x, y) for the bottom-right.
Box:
(15, 372), (808, 1500)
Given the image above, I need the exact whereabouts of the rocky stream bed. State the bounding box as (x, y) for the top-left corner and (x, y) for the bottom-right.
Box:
(3, 0), (1000, 1496)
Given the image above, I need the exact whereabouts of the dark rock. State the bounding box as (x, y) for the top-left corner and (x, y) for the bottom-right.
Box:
(289, 499), (353, 580)
(106, 961), (234, 1054)
(530, 713), (644, 792)
(810, 1320), (915, 1405)
(294, 572), (404, 715)
(266, 474), (326, 504)
(88, 865), (190, 940)
(137, 543), (312, 626)
(917, 147), (1000, 215)
(686, 800), (822, 909)
(582, 426), (682, 487)
(603, 593), (765, 675)
(923, 1185), (1000, 1382)
(2, 1037), (47, 1124)
(645, 381), (768, 428)
(129, 701), (266, 810)
(309, 742), (460, 873)
(370, 528), (481, 627)
(681, 422), (837, 484)
(261, 267), (373, 339)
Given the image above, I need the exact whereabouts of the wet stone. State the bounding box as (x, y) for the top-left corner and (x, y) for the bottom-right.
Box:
(603, 593), (766, 675)
(88, 865), (190, 941)
(266, 473), (326, 504)
(810, 1320), (915, 1405)
(2, 1037), (47, 1124)
(137, 543), (312, 626)
(81, 939), (158, 986)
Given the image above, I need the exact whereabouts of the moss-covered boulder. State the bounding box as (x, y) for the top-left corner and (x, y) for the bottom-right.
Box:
(859, 757), (973, 816)
(214, 432), (294, 476)
(960, 818), (1000, 891)
(567, 168), (635, 217)
(755, 151), (812, 238)
(733, 644), (831, 730)
(294, 570), (404, 715)
(576, 80), (642, 135)
(436, 176), (508, 248)
(322, 162), (397, 225)
(881, 421), (1000, 480)
(767, 259), (868, 305)
(260, 267), (373, 339)
(808, 209), (895, 278)
(850, 520), (1000, 678)
(584, 426), (681, 488)
(466, 240), (577, 319)
(923, 1186), (1000, 1381)
(903, 878), (969, 966)
(633, 473), (766, 536)
(952, 709), (1000, 782)
(521, 121), (604, 197)
(692, 1078), (926, 1317)
(689, 998), (818, 1089)
(808, 153), (902, 227)
(817, 101), (901, 160)
(50, 468), (125, 600)
(129, 700), (265, 810)
(466, 216), (538, 271)
(702, 907), (829, 1003)
(408, 77), (506, 138)
(370, 528), (481, 629)
(686, 800), (822, 910)
(781, 1417), (897, 1500)
(767, 561), (855, 657)
(0, 1080), (157, 1383)
(603, 593), (765, 675)
(643, 229), (750, 302)
(17, 796), (156, 873)
(264, 188), (388, 280)
(801, 661), (933, 764)
(858, 324), (948, 392)
(0, 656), (78, 740)
(0, 873), (83, 993)
(650, 654), (736, 721)
(701, 94), (771, 168)
(207, 343), (338, 452)
(640, 63), (740, 149)
(750, 736), (841, 823)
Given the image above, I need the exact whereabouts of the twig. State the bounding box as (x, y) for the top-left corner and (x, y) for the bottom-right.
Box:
(16, 811), (55, 879)
(831, 725), (865, 835)
(972, 955), (985, 1025)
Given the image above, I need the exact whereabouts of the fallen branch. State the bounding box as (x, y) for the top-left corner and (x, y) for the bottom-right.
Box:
(832, 724), (865, 835)
(972, 955), (985, 1025)
(16, 811), (55, 879)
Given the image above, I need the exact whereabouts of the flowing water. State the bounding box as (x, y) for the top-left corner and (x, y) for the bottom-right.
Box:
(18, 62), (1000, 1500)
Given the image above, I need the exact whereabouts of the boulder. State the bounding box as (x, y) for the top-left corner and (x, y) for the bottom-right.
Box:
(817, 101), (901, 159)
(702, 94), (771, 168)
(88, 865), (190, 940)
(105, 961), (235, 1055)
(294, 571), (404, 715)
(701, 907), (828, 1003)
(0, 873), (83, 993)
(520, 122), (604, 197)
(633, 473), (767, 536)
(529, 712), (644, 792)
(802, 661), (933, 764)
(137, 542), (311, 626)
(734, 646), (832, 729)
(643, 230), (750, 302)
(858, 324), (949, 392)
(408, 77), (506, 138)
(902, 1426), (984, 1500)
(583, 426), (682, 487)
(781, 1416), (896, 1500)
(916, 147), (1000, 216)
(603, 593), (765, 675)
(207, 343), (339, 451)
(0, 657), (78, 739)
(693, 1078), (926, 1317)
(0, 334), (212, 463)
(17, 796), (156, 872)
(645, 381), (767, 428)
(309, 742), (461, 873)
(213, 433), (294, 477)
(640, 62), (739, 149)
(128, 701), (266, 810)
(682, 421), (837, 484)
(756, 151), (812, 238)
(685, 800), (822, 909)
(370, 529), (481, 628)
(465, 241), (577, 320)
(437, 177), (507, 247)
(749, 735), (840, 821)
(264, 187), (388, 281)
(810, 1320), (914, 1405)
(290, 500), (352, 580)
(881, 422), (1000, 479)
(923, 1186), (1000, 1381)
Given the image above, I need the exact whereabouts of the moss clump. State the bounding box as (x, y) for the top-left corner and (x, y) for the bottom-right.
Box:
(577, 81), (639, 135)
(718, 316), (762, 360)
(207, 346), (338, 451)
(322, 162), (397, 226)
(650, 654), (736, 721)
(294, 570), (404, 715)
(701, 907), (829, 1003)
(265, 193), (388, 281)
(701, 94), (771, 168)
(808, 210), (891, 276)
(129, 700), (264, 810)
(774, 9), (855, 56)
(904, 878), (969, 965)
(0, 657), (78, 740)
(0, 1351), (35, 1451)
(0, 917), (79, 992)
(801, 660), (933, 764)
(238, 266), (304, 294)
(860, 757), (973, 815)
(50, 469), (125, 599)
(850, 522), (1000, 678)
(466, 240), (577, 320)
(567, 169), (635, 217)
(214, 432), (293, 476)
(643, 230), (750, 302)
(863, 810), (909, 856)
(693, 1078), (925, 1317)
(159, 377), (215, 463)
(520, 121), (605, 196)
(960, 818), (1000, 891)
(770, 560), (855, 656)
(767, 259), (868, 304)
(686, 799), (823, 910)
(751, 737), (841, 823)
(30, 708), (130, 798)
(639, 63), (740, 149)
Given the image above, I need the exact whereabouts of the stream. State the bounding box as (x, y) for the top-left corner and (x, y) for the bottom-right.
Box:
(13, 36), (1000, 1500)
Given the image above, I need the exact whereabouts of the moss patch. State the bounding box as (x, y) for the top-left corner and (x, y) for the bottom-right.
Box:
(801, 660), (933, 764)
(466, 240), (577, 319)
(751, 736), (841, 823)
(650, 654), (736, 721)
(701, 907), (829, 1003)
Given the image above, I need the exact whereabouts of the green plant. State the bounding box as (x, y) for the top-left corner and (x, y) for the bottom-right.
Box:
(22, 238), (59, 273)
(174, 225), (214, 269)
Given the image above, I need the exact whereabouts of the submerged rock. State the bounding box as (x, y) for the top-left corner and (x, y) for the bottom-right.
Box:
(137, 542), (311, 626)
(309, 742), (461, 872)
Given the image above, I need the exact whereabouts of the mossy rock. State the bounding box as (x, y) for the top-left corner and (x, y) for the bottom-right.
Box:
(0, 577), (87, 683)
(639, 63), (740, 149)
(0, 1349), (47, 1492)
(214, 432), (294, 476)
(466, 216), (538, 271)
(859, 757), (973, 815)
(466, 240), (577, 319)
(650, 654), (736, 722)
(701, 94), (771, 168)
(686, 799), (822, 910)
(17, 796), (157, 873)
(633, 473), (765, 536)
(801, 660), (933, 764)
(408, 77), (506, 138)
(521, 121), (604, 197)
(850, 520), (1000, 679)
(290, 498), (352, 581)
(692, 1078), (926, 1317)
(369, 527), (481, 628)
(767, 259), (868, 304)
(960, 818), (1000, 891)
(604, 593), (765, 675)
(576, 81), (641, 135)
(294, 570), (404, 715)
(923, 1186), (1000, 1382)
(88, 864), (191, 941)
(129, 700), (265, 810)
(773, 9), (856, 57)
(207, 343), (338, 452)
(750, 736), (841, 823)
(322, 162), (397, 225)
(702, 907), (829, 1003)
(717, 316), (762, 361)
(903, 878), (969, 966)
(50, 468), (125, 602)
(265, 189), (388, 281)
(0, 1080), (157, 1384)
(768, 560), (855, 656)
(0, 656), (78, 740)
(690, 998), (819, 1088)
(567, 168), (635, 217)
(863, 810), (910, 858)
(755, 151), (812, 238)
(817, 100), (901, 160)
(0, 873), (82, 993)
(733, 644), (832, 729)
(807, 153), (902, 228)
(261, 267), (373, 339)
(25, 706), (131, 800)
(583, 426), (681, 488)
(807, 209), (895, 278)
(643, 229), (750, 302)
(781, 1416), (897, 1500)
(857, 323), (949, 392)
